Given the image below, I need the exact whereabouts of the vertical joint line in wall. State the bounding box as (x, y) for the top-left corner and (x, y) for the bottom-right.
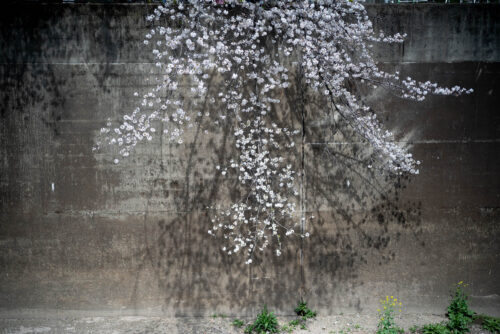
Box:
(160, 122), (164, 172)
(300, 67), (306, 298)
(159, 91), (171, 173)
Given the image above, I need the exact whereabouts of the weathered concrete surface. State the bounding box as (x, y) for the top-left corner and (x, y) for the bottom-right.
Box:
(0, 3), (499, 319)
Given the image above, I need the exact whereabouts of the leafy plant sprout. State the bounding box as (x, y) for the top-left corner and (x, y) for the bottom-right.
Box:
(245, 305), (279, 334)
(376, 295), (403, 334)
(408, 281), (498, 334)
(447, 281), (474, 333)
(232, 318), (245, 328)
(294, 300), (317, 319)
(477, 314), (500, 333)
(95, 0), (472, 264)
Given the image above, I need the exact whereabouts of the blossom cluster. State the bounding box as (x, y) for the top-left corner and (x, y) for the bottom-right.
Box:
(96, 0), (472, 263)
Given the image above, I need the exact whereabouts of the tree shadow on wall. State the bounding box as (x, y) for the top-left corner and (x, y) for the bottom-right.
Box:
(129, 66), (426, 317)
(285, 66), (425, 312)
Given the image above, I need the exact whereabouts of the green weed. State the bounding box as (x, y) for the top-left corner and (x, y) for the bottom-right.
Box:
(446, 282), (474, 333)
(476, 314), (500, 333)
(294, 300), (317, 319)
(232, 318), (245, 328)
(376, 296), (404, 334)
(245, 305), (279, 334)
(421, 323), (450, 334)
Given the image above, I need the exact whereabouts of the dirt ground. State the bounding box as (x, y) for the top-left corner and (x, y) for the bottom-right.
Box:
(0, 312), (495, 334)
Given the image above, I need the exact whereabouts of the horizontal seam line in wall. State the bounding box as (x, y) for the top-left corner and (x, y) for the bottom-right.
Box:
(0, 211), (211, 217)
(0, 62), (158, 65)
(308, 139), (500, 145)
(380, 61), (500, 64)
(43, 211), (199, 214)
(2, 210), (286, 217)
(0, 61), (499, 65)
(2, 3), (160, 5)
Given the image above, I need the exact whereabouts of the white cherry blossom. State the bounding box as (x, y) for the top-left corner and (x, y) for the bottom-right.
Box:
(96, 0), (472, 264)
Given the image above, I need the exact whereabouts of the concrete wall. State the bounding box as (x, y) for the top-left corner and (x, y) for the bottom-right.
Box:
(0, 3), (499, 317)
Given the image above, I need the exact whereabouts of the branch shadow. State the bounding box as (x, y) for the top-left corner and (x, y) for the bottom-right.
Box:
(128, 41), (426, 318)
(282, 64), (425, 312)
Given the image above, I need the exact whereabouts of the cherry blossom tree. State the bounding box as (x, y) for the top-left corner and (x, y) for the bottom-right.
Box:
(95, 0), (472, 264)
